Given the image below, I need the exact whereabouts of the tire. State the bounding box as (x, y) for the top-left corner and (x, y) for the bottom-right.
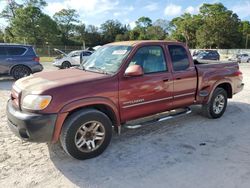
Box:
(60, 109), (113, 160)
(61, 61), (71, 69)
(11, 65), (31, 80)
(202, 87), (228, 119)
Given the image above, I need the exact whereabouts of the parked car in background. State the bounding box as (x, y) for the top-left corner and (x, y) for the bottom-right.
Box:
(0, 44), (43, 80)
(193, 50), (220, 62)
(228, 53), (250, 63)
(52, 49), (92, 69)
(238, 54), (249, 63)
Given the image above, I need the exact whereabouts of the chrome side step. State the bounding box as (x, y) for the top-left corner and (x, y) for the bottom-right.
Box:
(125, 107), (192, 129)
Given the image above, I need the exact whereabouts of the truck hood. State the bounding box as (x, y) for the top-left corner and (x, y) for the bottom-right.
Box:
(14, 68), (110, 93)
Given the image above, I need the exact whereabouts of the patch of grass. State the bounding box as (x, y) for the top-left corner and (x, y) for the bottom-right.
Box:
(40, 56), (55, 63)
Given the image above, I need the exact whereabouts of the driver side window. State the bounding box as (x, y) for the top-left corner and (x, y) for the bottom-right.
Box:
(129, 46), (167, 74)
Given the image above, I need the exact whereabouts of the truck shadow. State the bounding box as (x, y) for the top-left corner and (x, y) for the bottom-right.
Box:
(0, 78), (15, 91)
(48, 101), (250, 188)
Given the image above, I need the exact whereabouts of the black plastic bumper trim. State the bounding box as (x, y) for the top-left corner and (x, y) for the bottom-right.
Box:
(6, 100), (57, 143)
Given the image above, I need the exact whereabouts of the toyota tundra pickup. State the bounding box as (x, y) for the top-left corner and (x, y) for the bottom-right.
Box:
(6, 41), (244, 160)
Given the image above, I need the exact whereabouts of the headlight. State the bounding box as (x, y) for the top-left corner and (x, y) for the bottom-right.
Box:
(22, 95), (52, 110)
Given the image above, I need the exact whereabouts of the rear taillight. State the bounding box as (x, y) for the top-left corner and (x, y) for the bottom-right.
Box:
(33, 57), (40, 63)
(235, 70), (243, 80)
(234, 70), (242, 76)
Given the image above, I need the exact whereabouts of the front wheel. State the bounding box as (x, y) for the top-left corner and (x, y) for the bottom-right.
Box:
(60, 109), (113, 160)
(202, 88), (228, 119)
(11, 65), (31, 80)
(61, 61), (71, 69)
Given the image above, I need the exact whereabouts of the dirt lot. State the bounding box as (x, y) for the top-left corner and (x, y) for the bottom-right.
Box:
(0, 62), (250, 188)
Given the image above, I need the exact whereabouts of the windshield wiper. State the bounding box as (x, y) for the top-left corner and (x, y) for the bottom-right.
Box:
(87, 66), (110, 74)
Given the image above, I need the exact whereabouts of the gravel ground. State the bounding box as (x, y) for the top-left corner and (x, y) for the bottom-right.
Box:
(0, 63), (250, 188)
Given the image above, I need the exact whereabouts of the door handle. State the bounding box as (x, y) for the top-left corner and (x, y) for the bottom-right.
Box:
(176, 77), (182, 80)
(6, 58), (13, 61)
(162, 78), (169, 82)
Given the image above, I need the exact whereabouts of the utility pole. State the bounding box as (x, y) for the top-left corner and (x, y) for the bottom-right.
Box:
(245, 34), (250, 49)
(83, 40), (86, 50)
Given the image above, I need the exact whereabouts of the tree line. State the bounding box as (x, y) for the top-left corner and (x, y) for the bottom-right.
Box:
(0, 0), (250, 49)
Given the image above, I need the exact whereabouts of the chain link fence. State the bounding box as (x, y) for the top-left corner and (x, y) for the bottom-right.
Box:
(34, 45), (84, 57)
(34, 45), (250, 58)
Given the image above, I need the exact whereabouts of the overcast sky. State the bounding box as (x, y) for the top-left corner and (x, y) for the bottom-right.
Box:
(0, 0), (250, 28)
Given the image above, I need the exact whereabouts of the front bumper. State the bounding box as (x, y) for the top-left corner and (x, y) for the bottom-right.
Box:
(6, 100), (57, 142)
(52, 61), (62, 68)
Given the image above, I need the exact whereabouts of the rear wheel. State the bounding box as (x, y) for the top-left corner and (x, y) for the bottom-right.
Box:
(60, 109), (113, 160)
(11, 65), (31, 80)
(61, 61), (71, 69)
(202, 87), (228, 119)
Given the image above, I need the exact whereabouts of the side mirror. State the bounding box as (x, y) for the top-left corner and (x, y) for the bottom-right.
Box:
(124, 65), (144, 77)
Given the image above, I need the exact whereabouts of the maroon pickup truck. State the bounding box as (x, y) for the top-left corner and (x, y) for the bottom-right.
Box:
(6, 41), (244, 160)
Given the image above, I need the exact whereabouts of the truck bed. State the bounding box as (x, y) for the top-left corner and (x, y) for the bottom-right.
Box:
(194, 60), (240, 102)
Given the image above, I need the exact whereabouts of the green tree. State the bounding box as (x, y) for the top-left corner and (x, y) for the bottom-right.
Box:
(53, 9), (79, 44)
(100, 20), (126, 43)
(171, 13), (202, 48)
(135, 16), (152, 28)
(146, 26), (166, 40)
(73, 23), (86, 46)
(115, 33), (129, 41)
(239, 21), (250, 48)
(84, 25), (102, 47)
(0, 29), (4, 42)
(153, 19), (170, 34)
(3, 27), (15, 42)
(133, 16), (152, 40)
(0, 0), (22, 21)
(23, 0), (47, 7)
(10, 6), (59, 45)
(196, 3), (241, 48)
(129, 29), (140, 40)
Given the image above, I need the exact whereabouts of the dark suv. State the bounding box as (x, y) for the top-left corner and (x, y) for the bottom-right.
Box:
(193, 50), (220, 61)
(0, 44), (43, 79)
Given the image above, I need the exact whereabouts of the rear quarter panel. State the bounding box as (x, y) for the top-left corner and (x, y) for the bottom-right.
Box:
(196, 62), (240, 103)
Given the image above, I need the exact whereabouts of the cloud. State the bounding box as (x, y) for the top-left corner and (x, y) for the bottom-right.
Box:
(232, 1), (250, 19)
(164, 4), (201, 18)
(113, 6), (134, 17)
(113, 12), (121, 17)
(185, 6), (199, 14)
(45, 0), (119, 16)
(144, 2), (159, 11)
(129, 21), (136, 29)
(164, 4), (182, 17)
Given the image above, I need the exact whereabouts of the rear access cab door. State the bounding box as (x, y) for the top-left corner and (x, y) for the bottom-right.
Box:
(166, 43), (197, 108)
(118, 44), (174, 122)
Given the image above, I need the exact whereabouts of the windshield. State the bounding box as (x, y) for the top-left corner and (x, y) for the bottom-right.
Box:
(83, 45), (132, 74)
(198, 52), (208, 57)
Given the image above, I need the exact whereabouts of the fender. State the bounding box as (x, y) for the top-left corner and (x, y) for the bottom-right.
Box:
(52, 97), (120, 143)
(205, 78), (233, 104)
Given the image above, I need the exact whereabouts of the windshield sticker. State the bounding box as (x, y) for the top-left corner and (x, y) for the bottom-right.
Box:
(112, 50), (128, 55)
